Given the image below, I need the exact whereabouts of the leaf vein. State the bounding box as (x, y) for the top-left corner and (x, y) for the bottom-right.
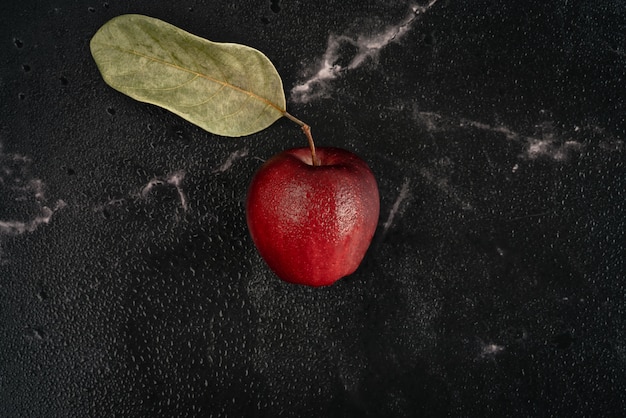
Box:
(95, 43), (285, 114)
(111, 74), (202, 92)
(217, 94), (255, 121)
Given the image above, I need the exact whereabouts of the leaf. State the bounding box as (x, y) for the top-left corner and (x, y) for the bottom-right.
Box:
(90, 14), (286, 137)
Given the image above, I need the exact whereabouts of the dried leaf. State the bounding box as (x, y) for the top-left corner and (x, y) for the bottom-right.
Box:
(90, 14), (286, 137)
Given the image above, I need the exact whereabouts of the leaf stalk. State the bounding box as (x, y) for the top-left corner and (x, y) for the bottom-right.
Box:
(283, 112), (320, 166)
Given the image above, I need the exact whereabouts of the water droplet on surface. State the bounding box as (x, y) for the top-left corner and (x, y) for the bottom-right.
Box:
(270, 0), (281, 13)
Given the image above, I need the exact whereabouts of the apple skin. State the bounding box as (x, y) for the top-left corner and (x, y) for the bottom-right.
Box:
(246, 147), (380, 287)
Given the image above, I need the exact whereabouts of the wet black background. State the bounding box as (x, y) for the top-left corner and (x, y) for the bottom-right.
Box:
(1, 1), (624, 416)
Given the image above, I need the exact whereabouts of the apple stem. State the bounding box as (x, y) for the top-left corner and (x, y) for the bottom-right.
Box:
(283, 112), (320, 166)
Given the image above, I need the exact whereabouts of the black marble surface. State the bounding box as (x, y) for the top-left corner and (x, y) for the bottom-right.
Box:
(1, 1), (624, 416)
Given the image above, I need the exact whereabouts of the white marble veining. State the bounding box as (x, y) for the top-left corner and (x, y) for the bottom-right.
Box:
(291, 1), (440, 103)
(139, 170), (188, 211)
(0, 141), (65, 238)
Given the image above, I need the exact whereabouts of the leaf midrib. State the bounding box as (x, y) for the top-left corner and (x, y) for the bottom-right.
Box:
(98, 43), (286, 114)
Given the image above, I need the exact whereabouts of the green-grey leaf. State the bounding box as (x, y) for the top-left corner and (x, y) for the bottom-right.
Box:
(90, 14), (286, 137)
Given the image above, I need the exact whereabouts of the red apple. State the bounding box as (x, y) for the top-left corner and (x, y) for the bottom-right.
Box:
(246, 147), (380, 287)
